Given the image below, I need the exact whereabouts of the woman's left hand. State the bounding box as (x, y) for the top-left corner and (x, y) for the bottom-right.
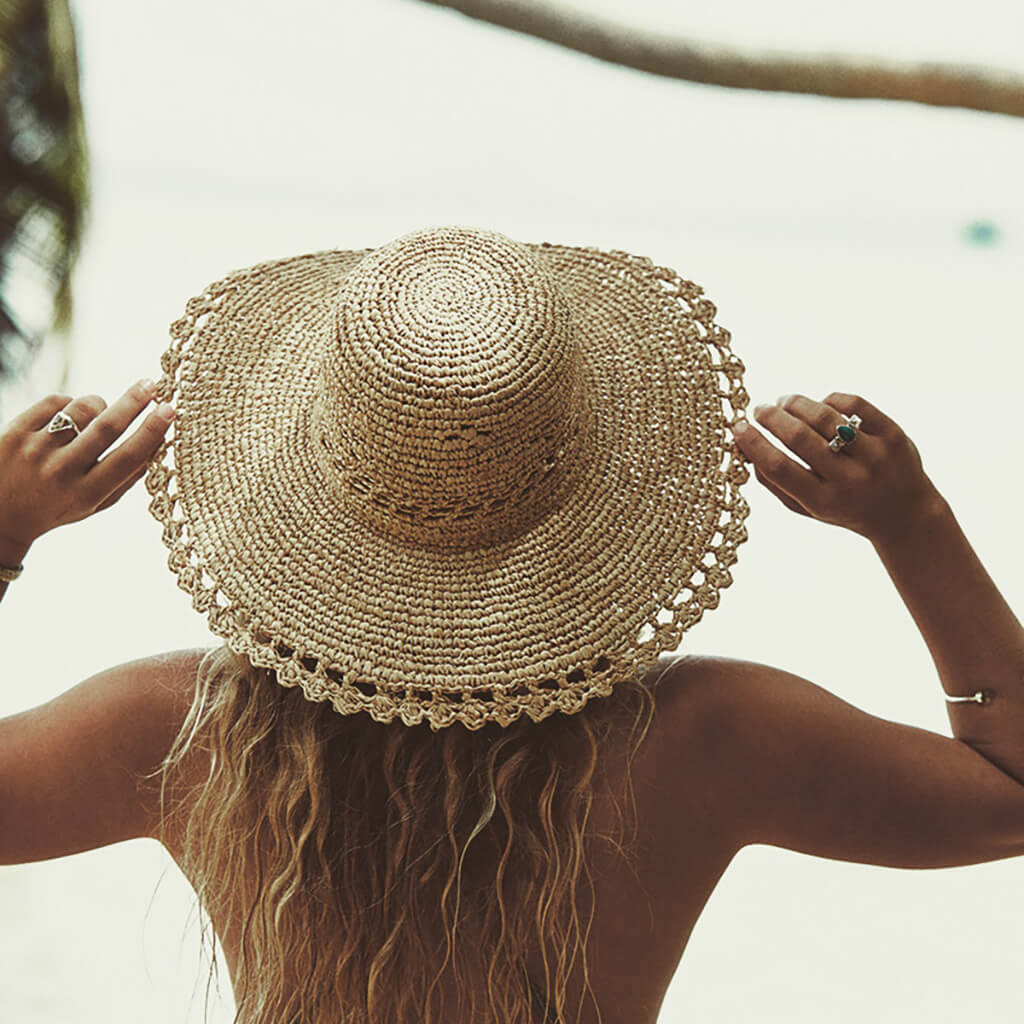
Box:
(0, 378), (174, 554)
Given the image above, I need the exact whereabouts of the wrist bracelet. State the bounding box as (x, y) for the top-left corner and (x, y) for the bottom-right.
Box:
(944, 689), (994, 705)
(0, 562), (23, 582)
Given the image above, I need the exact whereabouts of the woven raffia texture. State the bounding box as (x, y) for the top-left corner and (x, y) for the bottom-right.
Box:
(145, 225), (751, 730)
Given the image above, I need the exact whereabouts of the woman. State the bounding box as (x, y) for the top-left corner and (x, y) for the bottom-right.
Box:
(1, 225), (1022, 1024)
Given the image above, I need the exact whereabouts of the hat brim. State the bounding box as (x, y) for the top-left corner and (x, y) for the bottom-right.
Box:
(145, 239), (751, 729)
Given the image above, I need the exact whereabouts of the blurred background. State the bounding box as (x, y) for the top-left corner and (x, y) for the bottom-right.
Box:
(0, 0), (1022, 1019)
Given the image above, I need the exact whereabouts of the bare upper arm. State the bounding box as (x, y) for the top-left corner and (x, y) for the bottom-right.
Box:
(0, 647), (210, 865)
(672, 655), (1024, 868)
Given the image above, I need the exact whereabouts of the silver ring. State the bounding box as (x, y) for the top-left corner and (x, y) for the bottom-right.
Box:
(827, 413), (861, 453)
(47, 409), (81, 437)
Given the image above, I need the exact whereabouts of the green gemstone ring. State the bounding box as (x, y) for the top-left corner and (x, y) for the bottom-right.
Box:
(827, 413), (862, 454)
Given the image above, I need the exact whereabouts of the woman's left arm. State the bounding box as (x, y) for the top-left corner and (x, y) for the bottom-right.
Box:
(0, 379), (188, 861)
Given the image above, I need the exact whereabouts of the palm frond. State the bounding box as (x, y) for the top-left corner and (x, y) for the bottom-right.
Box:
(0, 0), (89, 395)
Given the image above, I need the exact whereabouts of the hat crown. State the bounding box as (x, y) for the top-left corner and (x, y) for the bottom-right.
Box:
(311, 225), (594, 550)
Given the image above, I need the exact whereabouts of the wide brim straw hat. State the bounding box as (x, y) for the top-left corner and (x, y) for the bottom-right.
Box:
(144, 224), (752, 731)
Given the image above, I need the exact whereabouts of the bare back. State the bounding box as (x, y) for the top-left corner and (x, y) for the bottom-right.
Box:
(154, 648), (1024, 1022)
(157, 652), (739, 1024)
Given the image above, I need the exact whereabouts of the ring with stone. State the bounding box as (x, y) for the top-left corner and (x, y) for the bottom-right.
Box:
(827, 413), (861, 453)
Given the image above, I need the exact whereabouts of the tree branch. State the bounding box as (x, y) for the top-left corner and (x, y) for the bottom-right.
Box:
(417, 0), (1024, 119)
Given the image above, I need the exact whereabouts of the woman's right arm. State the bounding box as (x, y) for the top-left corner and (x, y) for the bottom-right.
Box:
(708, 391), (1024, 866)
(680, 653), (1024, 868)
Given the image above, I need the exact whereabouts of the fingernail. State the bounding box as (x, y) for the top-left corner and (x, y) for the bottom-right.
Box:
(156, 402), (175, 421)
(731, 420), (748, 434)
(138, 377), (156, 394)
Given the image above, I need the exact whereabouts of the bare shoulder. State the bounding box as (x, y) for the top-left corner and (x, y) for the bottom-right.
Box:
(653, 653), (1024, 867)
(643, 652), (749, 739)
(639, 653), (860, 849)
(649, 651), (867, 775)
(141, 646), (213, 713)
(0, 646), (215, 864)
(653, 651), (849, 734)
(133, 646), (216, 842)
(602, 654), (762, 872)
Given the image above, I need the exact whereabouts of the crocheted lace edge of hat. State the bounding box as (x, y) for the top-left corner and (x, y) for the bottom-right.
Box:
(144, 243), (753, 732)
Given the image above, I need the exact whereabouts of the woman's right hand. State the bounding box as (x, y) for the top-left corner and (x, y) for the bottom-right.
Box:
(729, 391), (945, 545)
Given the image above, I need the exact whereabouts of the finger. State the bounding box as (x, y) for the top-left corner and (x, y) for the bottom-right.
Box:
(823, 391), (902, 440)
(35, 394), (107, 450)
(94, 463), (148, 512)
(730, 418), (827, 508)
(753, 400), (843, 478)
(733, 419), (812, 514)
(64, 379), (158, 469)
(775, 393), (865, 441)
(1, 392), (74, 435)
(82, 403), (174, 504)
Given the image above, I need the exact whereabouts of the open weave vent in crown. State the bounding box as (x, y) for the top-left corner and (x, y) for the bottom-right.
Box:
(145, 225), (752, 730)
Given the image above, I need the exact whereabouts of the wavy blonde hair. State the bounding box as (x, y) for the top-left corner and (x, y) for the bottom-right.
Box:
(152, 643), (671, 1024)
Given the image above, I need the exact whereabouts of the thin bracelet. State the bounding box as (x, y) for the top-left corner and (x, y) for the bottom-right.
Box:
(0, 562), (23, 582)
(945, 689), (995, 705)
